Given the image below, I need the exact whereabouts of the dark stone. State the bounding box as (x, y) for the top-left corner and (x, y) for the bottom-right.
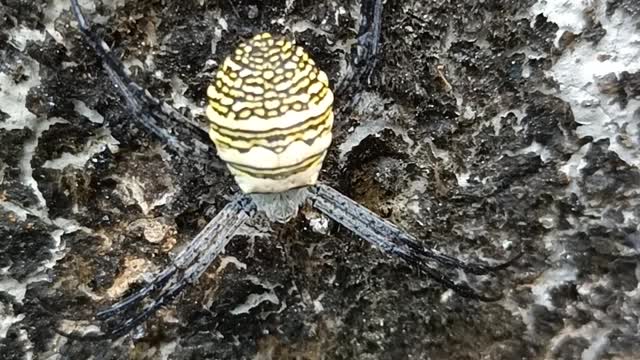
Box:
(1, 0), (638, 358)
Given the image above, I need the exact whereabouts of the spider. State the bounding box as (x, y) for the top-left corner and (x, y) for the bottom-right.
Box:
(66, 0), (521, 339)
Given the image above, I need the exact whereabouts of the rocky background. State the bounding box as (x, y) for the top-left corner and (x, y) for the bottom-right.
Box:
(1, 0), (639, 359)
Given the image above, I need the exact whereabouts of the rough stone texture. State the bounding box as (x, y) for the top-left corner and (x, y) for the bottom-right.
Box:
(1, 0), (639, 359)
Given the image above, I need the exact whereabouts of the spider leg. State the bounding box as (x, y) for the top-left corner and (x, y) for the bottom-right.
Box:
(309, 184), (519, 301)
(69, 0), (216, 163)
(336, 0), (383, 94)
(354, 0), (383, 78)
(101, 208), (253, 337)
(96, 196), (255, 319)
(95, 266), (177, 320)
(100, 278), (190, 338)
(55, 278), (190, 341)
(72, 196), (256, 339)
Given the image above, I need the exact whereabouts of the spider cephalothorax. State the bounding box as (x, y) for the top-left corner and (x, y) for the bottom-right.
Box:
(66, 0), (520, 339)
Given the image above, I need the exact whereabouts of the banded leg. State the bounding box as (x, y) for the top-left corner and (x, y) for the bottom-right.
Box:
(354, 0), (383, 81)
(336, 0), (383, 94)
(57, 196), (256, 340)
(309, 184), (521, 301)
(95, 196), (255, 338)
(70, 0), (216, 163)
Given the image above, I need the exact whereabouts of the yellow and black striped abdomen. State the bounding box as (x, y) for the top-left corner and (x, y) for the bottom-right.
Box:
(206, 33), (334, 194)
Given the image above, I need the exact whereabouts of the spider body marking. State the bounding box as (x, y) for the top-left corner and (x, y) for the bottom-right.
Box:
(65, 0), (521, 339)
(207, 33), (334, 194)
(206, 33), (334, 221)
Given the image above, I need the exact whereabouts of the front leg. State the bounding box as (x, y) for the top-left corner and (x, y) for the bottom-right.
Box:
(70, 0), (216, 163)
(308, 184), (521, 301)
(58, 196), (257, 339)
(354, 0), (383, 80)
(336, 0), (384, 94)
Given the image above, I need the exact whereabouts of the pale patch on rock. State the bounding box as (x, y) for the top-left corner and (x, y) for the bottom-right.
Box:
(105, 257), (153, 299)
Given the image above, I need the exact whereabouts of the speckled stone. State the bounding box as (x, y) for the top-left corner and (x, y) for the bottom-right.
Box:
(1, 0), (639, 359)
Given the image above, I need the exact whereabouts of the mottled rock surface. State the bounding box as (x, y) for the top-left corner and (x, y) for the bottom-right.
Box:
(1, 0), (639, 359)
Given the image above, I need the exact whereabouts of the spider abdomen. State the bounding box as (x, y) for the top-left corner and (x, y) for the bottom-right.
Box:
(206, 33), (334, 194)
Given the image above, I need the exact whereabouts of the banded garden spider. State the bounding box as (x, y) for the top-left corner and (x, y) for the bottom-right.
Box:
(66, 0), (521, 339)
